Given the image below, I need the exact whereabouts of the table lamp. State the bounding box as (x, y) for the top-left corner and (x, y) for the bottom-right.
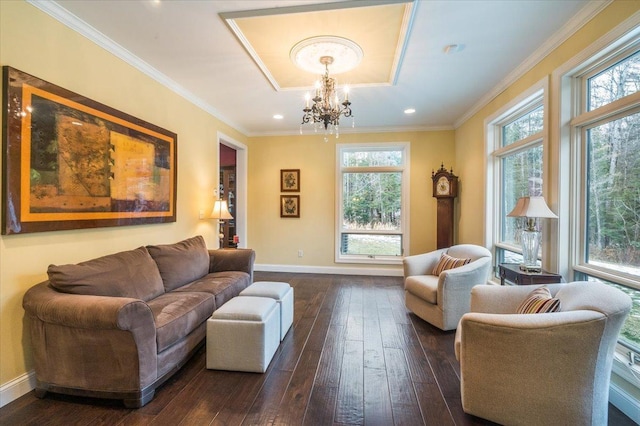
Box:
(211, 199), (233, 248)
(507, 196), (557, 272)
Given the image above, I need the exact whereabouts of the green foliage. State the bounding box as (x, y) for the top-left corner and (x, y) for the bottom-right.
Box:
(343, 172), (401, 229)
(586, 52), (640, 268)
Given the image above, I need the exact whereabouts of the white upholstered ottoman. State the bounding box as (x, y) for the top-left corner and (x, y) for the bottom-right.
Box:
(206, 296), (280, 373)
(239, 281), (293, 341)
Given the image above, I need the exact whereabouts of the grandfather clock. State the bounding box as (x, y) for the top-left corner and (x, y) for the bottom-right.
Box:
(432, 164), (459, 249)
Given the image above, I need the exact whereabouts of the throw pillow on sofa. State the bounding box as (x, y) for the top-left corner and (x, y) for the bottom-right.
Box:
(432, 253), (471, 275)
(516, 286), (561, 314)
(147, 235), (210, 291)
(47, 246), (165, 301)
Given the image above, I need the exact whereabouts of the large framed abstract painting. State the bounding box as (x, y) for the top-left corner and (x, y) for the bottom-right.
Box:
(1, 66), (177, 235)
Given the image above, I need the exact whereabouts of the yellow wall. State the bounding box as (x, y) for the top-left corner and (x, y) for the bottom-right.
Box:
(455, 0), (640, 245)
(0, 1), (247, 387)
(246, 131), (455, 268)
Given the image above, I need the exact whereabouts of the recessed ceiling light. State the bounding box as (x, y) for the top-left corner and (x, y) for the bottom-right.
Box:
(273, 114), (284, 120)
(404, 108), (416, 114)
(443, 44), (465, 54)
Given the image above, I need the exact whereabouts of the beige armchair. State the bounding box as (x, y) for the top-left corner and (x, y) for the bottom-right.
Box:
(403, 244), (492, 331)
(455, 282), (632, 426)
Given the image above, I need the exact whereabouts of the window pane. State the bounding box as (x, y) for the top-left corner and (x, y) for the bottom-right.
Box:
(576, 273), (640, 351)
(586, 112), (640, 272)
(340, 233), (402, 256)
(588, 50), (640, 111)
(342, 149), (403, 167)
(343, 172), (401, 231)
(501, 145), (544, 245)
(502, 105), (544, 146)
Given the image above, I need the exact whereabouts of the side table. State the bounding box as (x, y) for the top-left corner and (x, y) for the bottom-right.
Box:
(499, 263), (564, 286)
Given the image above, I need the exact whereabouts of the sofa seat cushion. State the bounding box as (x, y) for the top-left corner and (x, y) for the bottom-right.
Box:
(47, 246), (164, 302)
(147, 291), (215, 352)
(174, 271), (251, 309)
(405, 275), (439, 305)
(147, 236), (210, 292)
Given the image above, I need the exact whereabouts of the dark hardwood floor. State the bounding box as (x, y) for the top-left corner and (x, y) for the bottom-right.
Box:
(1, 272), (635, 425)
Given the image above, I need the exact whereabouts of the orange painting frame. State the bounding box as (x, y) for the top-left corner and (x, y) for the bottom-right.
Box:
(2, 66), (177, 234)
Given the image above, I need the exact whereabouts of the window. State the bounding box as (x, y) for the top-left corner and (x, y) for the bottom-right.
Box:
(569, 40), (640, 352)
(336, 143), (409, 263)
(486, 83), (547, 273)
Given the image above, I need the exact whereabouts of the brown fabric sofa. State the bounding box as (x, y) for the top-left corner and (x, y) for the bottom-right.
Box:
(22, 235), (255, 408)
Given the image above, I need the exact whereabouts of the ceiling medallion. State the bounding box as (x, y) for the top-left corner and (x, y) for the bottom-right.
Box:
(292, 37), (362, 141)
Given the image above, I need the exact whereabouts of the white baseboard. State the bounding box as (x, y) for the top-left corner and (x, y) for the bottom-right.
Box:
(254, 263), (403, 277)
(0, 371), (35, 408)
(610, 381), (640, 424)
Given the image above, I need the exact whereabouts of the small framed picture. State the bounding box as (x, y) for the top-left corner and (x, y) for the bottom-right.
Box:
(280, 169), (300, 192)
(280, 195), (300, 218)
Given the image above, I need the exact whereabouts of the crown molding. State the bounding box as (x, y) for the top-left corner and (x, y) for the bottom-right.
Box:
(454, 0), (612, 129)
(247, 124), (455, 138)
(26, 0), (250, 136)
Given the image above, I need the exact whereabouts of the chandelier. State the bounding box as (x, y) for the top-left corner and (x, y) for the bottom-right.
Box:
(300, 55), (353, 140)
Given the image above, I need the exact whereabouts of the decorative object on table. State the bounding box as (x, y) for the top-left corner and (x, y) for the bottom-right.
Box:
(293, 36), (360, 141)
(280, 169), (300, 192)
(507, 196), (558, 272)
(1, 66), (177, 235)
(211, 199), (233, 248)
(431, 163), (459, 249)
(280, 195), (300, 218)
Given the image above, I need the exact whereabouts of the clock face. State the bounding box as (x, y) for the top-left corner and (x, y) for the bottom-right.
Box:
(437, 176), (450, 195)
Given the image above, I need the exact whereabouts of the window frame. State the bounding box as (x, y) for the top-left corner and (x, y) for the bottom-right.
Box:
(485, 78), (550, 279)
(568, 37), (640, 292)
(552, 24), (640, 404)
(335, 142), (410, 264)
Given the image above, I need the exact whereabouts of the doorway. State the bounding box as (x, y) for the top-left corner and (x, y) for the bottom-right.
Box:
(218, 133), (247, 248)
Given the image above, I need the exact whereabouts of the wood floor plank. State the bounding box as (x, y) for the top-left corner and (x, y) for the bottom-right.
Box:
(303, 385), (337, 426)
(1, 272), (635, 426)
(384, 347), (424, 425)
(413, 382), (456, 426)
(313, 324), (346, 388)
(273, 348), (323, 425)
(241, 369), (293, 425)
(335, 340), (364, 425)
(363, 366), (393, 426)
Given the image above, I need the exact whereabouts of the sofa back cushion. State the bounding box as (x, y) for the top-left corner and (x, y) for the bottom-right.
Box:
(147, 235), (209, 291)
(47, 246), (165, 301)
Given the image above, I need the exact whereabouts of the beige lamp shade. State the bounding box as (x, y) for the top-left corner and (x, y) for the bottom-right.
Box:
(211, 200), (233, 221)
(507, 196), (557, 219)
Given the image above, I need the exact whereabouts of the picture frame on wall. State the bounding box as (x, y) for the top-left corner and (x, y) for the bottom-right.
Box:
(280, 169), (300, 192)
(280, 195), (300, 218)
(1, 66), (178, 235)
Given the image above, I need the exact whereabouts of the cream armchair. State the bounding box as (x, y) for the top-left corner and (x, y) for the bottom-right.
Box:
(403, 244), (492, 331)
(455, 282), (632, 426)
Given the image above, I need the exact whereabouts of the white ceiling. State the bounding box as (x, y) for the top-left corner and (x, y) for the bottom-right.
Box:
(40, 0), (598, 136)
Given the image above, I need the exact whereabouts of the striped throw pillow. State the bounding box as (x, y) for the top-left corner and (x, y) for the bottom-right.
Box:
(516, 286), (561, 314)
(432, 253), (471, 275)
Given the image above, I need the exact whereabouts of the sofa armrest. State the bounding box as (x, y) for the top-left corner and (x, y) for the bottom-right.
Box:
(208, 248), (256, 281)
(23, 282), (153, 330)
(23, 282), (158, 392)
(403, 249), (445, 277)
